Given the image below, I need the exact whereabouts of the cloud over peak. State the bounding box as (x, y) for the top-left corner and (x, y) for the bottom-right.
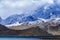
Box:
(0, 0), (54, 19)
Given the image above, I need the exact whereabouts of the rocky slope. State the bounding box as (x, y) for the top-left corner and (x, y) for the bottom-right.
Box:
(0, 24), (52, 36)
(7, 20), (60, 35)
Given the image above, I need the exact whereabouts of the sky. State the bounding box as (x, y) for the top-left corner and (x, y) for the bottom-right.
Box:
(0, 0), (54, 19)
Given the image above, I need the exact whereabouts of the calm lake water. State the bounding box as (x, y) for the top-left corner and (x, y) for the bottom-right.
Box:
(0, 38), (41, 40)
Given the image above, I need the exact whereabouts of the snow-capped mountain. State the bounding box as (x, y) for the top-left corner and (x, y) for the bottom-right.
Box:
(4, 14), (24, 25)
(32, 4), (51, 19)
(32, 3), (60, 19)
(0, 14), (38, 25)
(0, 2), (60, 26)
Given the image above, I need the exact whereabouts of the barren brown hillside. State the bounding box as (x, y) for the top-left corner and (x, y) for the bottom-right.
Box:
(0, 24), (52, 36)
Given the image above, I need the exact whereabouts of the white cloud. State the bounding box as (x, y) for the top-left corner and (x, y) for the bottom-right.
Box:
(0, 0), (54, 8)
(1, 0), (35, 8)
(0, 0), (54, 19)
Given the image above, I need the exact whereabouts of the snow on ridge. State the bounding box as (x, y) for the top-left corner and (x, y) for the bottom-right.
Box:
(5, 17), (60, 27)
(5, 18), (45, 27)
(5, 22), (23, 27)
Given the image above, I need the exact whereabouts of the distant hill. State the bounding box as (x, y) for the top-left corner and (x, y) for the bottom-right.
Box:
(17, 27), (52, 36)
(0, 24), (52, 36)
